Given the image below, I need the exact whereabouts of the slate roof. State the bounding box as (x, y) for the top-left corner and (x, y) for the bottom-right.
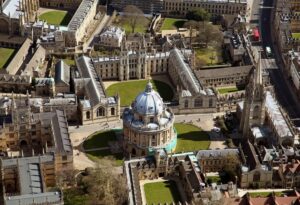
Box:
(55, 60), (70, 86)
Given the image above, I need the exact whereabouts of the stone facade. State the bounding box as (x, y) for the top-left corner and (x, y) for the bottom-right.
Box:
(39, 0), (82, 10)
(163, 0), (247, 17)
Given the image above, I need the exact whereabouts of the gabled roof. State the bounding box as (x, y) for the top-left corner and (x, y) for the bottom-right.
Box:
(55, 60), (70, 86)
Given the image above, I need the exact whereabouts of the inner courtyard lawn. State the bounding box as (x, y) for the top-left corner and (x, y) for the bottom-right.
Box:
(39, 10), (72, 26)
(106, 79), (174, 106)
(292, 33), (300, 39)
(195, 47), (223, 65)
(144, 181), (181, 204)
(83, 130), (116, 150)
(160, 18), (187, 30)
(217, 86), (239, 94)
(175, 123), (210, 152)
(0, 48), (15, 68)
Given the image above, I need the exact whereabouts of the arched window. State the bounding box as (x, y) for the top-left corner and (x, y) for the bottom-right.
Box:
(96, 107), (105, 117)
(184, 100), (189, 108)
(253, 105), (260, 119)
(194, 98), (203, 107)
(86, 111), (90, 119)
(111, 107), (115, 116)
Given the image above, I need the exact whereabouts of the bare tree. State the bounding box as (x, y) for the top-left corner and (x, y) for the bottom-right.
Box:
(83, 159), (128, 205)
(199, 22), (222, 48)
(123, 5), (147, 33)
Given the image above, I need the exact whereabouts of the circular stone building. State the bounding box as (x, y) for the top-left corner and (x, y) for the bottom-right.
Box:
(122, 82), (176, 157)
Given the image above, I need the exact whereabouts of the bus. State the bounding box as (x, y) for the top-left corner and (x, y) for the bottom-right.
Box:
(266, 46), (272, 57)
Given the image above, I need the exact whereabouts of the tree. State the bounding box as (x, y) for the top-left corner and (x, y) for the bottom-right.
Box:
(82, 159), (128, 205)
(186, 8), (211, 22)
(123, 5), (147, 33)
(199, 22), (222, 47)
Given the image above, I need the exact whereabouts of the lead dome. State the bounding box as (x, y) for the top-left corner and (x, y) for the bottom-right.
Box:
(133, 82), (163, 116)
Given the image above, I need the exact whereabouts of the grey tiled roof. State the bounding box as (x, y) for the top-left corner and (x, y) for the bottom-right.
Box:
(55, 60), (70, 86)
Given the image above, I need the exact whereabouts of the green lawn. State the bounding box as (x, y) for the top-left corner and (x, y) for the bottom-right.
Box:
(106, 79), (174, 107)
(39, 10), (72, 26)
(86, 149), (124, 166)
(160, 18), (187, 30)
(115, 17), (150, 34)
(217, 87), (239, 94)
(195, 47), (223, 65)
(292, 33), (300, 39)
(63, 58), (75, 66)
(64, 188), (89, 205)
(144, 181), (181, 205)
(249, 192), (283, 197)
(83, 130), (116, 150)
(206, 176), (221, 184)
(0, 48), (15, 68)
(175, 123), (210, 152)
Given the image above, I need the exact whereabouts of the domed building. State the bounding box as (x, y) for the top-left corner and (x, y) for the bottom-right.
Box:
(122, 82), (176, 156)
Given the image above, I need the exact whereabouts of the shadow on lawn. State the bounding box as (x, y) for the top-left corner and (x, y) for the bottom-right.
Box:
(173, 20), (186, 28)
(60, 12), (73, 26)
(162, 180), (181, 203)
(177, 131), (210, 141)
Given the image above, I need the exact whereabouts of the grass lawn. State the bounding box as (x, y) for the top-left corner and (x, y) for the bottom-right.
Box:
(83, 130), (116, 150)
(249, 192), (283, 197)
(160, 18), (187, 30)
(39, 10), (72, 26)
(114, 17), (150, 34)
(0, 48), (15, 68)
(217, 87), (239, 94)
(64, 188), (89, 205)
(175, 123), (210, 152)
(86, 149), (124, 166)
(144, 181), (181, 204)
(106, 79), (174, 106)
(206, 176), (221, 184)
(63, 58), (75, 66)
(292, 33), (300, 39)
(195, 47), (223, 65)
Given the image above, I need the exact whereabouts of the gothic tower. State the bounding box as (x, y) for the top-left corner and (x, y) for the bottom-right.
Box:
(239, 55), (266, 137)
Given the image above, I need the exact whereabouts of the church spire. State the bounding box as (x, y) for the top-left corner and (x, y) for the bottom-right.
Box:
(255, 52), (263, 86)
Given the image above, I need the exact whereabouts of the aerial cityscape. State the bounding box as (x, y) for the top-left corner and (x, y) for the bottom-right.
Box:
(0, 0), (299, 204)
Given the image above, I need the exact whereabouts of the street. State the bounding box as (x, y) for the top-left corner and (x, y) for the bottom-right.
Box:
(259, 0), (300, 126)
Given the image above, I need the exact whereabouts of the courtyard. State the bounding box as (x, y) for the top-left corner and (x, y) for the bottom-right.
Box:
(0, 48), (15, 69)
(144, 180), (181, 204)
(39, 10), (73, 26)
(195, 46), (223, 66)
(106, 79), (174, 106)
(160, 18), (187, 30)
(175, 123), (210, 152)
(113, 16), (151, 34)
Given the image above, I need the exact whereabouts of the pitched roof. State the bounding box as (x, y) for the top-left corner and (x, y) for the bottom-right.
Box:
(55, 60), (70, 86)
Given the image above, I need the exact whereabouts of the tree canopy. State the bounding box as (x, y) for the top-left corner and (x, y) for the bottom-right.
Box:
(186, 8), (211, 22)
(123, 5), (147, 33)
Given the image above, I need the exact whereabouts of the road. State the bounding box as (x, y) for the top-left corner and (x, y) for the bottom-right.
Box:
(259, 0), (300, 126)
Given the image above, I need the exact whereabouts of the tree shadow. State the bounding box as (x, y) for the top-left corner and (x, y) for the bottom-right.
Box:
(173, 20), (186, 28)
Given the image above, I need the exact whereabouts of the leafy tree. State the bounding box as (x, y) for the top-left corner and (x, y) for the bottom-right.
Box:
(123, 5), (147, 33)
(186, 8), (211, 22)
(199, 22), (222, 48)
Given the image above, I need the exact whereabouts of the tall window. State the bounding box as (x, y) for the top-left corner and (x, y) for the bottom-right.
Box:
(96, 107), (105, 117)
(194, 98), (203, 107)
(209, 99), (213, 107)
(86, 111), (90, 119)
(184, 100), (189, 108)
(253, 105), (260, 119)
(111, 107), (115, 116)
